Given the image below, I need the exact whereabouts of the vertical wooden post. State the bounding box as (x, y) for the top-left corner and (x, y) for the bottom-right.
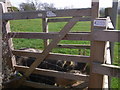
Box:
(109, 0), (118, 64)
(104, 8), (112, 89)
(42, 13), (49, 48)
(105, 0), (118, 63)
(104, 0), (118, 88)
(103, 41), (111, 88)
(111, 0), (118, 29)
(105, 8), (112, 17)
(2, 2), (16, 69)
(89, 0), (106, 88)
(89, 22), (106, 88)
(91, 0), (99, 32)
(0, 3), (3, 90)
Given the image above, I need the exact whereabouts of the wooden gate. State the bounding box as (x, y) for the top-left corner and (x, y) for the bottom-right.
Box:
(0, 0), (120, 89)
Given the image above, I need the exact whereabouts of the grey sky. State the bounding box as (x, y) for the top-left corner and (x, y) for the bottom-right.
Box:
(9, 0), (113, 9)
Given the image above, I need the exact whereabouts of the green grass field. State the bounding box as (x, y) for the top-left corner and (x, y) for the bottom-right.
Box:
(10, 16), (120, 88)
(111, 15), (120, 88)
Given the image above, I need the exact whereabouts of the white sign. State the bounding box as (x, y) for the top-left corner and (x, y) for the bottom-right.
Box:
(94, 20), (107, 27)
(47, 11), (56, 17)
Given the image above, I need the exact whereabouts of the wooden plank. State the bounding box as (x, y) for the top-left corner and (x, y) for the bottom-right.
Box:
(8, 31), (120, 43)
(48, 8), (91, 17)
(103, 75), (109, 88)
(92, 17), (113, 88)
(92, 30), (120, 42)
(42, 13), (49, 48)
(89, 41), (106, 88)
(92, 62), (120, 78)
(107, 1), (118, 65)
(8, 32), (57, 39)
(56, 44), (90, 49)
(8, 32), (92, 41)
(15, 17), (82, 87)
(0, 3), (3, 89)
(105, 9), (114, 71)
(3, 22), (17, 68)
(3, 8), (91, 20)
(3, 11), (44, 20)
(4, 76), (62, 88)
(105, 2), (118, 87)
(2, 2), (16, 69)
(12, 50), (91, 63)
(73, 82), (88, 89)
(2, 77), (22, 88)
(90, 1), (99, 31)
(88, 0), (106, 88)
(23, 81), (59, 88)
(103, 41), (111, 88)
(15, 65), (89, 81)
(48, 18), (72, 22)
(104, 42), (111, 64)
(48, 17), (91, 22)
(24, 17), (81, 75)
(111, 0), (118, 29)
(58, 44), (90, 49)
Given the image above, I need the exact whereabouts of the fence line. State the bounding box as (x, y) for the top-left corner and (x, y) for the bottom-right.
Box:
(0, 0), (120, 89)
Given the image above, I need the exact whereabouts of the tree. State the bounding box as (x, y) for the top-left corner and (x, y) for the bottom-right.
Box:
(19, 0), (57, 11)
(19, 2), (36, 11)
(38, 3), (56, 10)
(11, 6), (19, 12)
(100, 8), (105, 17)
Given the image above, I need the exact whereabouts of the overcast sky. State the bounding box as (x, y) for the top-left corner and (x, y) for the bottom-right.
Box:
(9, 0), (114, 9)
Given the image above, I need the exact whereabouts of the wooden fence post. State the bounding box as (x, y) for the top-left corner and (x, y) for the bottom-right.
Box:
(42, 13), (49, 48)
(0, 3), (3, 90)
(1, 1), (16, 72)
(91, 0), (99, 31)
(89, 0), (106, 88)
(89, 19), (107, 88)
(109, 0), (118, 66)
(105, 1), (118, 87)
(105, 0), (118, 64)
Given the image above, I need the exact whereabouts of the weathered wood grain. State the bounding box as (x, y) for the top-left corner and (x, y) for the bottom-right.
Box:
(15, 17), (82, 87)
(48, 17), (91, 22)
(23, 81), (59, 88)
(2, 2), (16, 69)
(12, 50), (91, 63)
(3, 8), (91, 20)
(42, 13), (49, 48)
(88, 1), (106, 88)
(15, 65), (89, 81)
(56, 44), (90, 49)
(92, 30), (119, 42)
(8, 32), (92, 41)
(8, 30), (120, 42)
(92, 62), (120, 78)
(0, 3), (3, 88)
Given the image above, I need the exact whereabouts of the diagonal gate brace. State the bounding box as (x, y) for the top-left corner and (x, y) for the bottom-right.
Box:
(15, 17), (81, 87)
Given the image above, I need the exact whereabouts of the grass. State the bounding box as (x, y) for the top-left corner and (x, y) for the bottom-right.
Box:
(111, 15), (120, 88)
(10, 19), (91, 55)
(10, 16), (120, 88)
